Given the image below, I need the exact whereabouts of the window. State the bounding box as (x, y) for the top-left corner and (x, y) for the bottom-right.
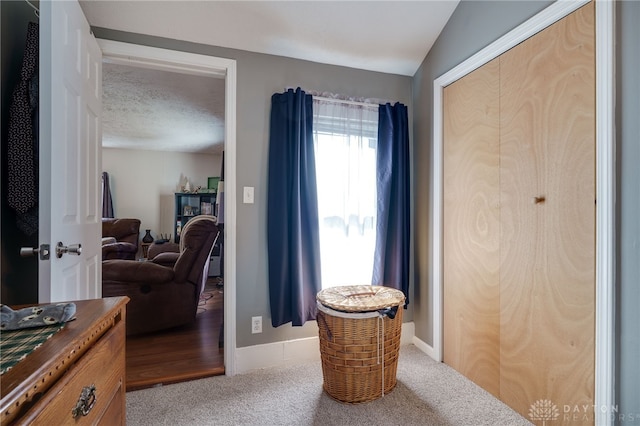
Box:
(313, 99), (378, 288)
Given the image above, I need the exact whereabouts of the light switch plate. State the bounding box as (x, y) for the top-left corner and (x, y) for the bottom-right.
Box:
(243, 186), (254, 204)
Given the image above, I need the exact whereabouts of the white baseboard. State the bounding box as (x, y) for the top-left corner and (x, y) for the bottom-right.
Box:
(234, 337), (321, 374)
(412, 336), (438, 361)
(235, 321), (416, 374)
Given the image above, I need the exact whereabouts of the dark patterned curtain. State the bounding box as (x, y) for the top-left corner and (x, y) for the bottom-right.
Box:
(7, 22), (39, 235)
(372, 102), (410, 305)
(267, 88), (322, 327)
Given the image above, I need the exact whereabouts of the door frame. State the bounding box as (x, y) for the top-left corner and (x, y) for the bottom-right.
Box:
(97, 40), (238, 376)
(431, 0), (614, 423)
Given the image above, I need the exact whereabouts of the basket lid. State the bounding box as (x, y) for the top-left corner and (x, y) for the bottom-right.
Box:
(316, 285), (405, 312)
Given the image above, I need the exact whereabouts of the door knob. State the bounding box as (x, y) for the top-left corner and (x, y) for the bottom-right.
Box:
(531, 196), (546, 204)
(56, 242), (82, 258)
(20, 244), (50, 260)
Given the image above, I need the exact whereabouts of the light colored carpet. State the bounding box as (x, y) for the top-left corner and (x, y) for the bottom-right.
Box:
(126, 344), (531, 425)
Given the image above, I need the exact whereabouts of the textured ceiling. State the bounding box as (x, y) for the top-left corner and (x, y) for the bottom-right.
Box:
(85, 1), (460, 153)
(102, 63), (226, 154)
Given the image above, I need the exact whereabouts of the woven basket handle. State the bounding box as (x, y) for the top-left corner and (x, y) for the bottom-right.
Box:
(378, 306), (399, 319)
(346, 291), (377, 298)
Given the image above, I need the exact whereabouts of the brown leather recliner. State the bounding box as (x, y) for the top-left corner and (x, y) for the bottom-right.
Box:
(102, 215), (219, 335)
(147, 241), (180, 266)
(102, 218), (141, 260)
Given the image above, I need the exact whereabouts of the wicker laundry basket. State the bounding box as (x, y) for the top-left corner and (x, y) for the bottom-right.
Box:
(316, 285), (405, 403)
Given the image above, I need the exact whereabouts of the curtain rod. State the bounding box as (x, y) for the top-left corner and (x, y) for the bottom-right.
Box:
(312, 96), (381, 108)
(285, 87), (391, 107)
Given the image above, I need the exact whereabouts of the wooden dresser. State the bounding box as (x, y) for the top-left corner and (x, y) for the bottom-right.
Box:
(1, 297), (129, 425)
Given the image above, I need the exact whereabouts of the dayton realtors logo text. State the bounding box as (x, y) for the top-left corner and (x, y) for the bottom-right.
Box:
(530, 400), (637, 424)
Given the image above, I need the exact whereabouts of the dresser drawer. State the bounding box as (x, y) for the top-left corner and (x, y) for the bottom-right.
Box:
(17, 320), (126, 425)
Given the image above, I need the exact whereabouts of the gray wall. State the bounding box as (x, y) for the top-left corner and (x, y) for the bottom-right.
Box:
(1, 0), (40, 304)
(616, 1), (640, 421)
(91, 27), (414, 348)
(413, 0), (639, 420)
(412, 0), (551, 352)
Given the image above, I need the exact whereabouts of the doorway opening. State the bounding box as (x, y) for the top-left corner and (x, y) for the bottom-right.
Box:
(98, 39), (238, 383)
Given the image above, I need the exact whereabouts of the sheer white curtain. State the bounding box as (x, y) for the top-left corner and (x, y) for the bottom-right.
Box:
(313, 99), (378, 288)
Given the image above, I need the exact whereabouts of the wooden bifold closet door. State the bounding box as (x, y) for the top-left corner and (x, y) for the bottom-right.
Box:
(443, 2), (595, 423)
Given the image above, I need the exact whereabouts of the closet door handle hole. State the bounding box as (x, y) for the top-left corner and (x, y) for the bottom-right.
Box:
(532, 196), (546, 204)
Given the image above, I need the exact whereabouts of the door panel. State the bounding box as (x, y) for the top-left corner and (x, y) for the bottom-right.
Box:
(443, 58), (501, 398)
(40, 0), (102, 302)
(499, 2), (595, 420)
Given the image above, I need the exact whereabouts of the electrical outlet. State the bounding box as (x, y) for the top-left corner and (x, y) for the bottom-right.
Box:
(251, 316), (262, 334)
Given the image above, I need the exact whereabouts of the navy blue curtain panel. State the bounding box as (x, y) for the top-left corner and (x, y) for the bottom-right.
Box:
(372, 102), (410, 305)
(102, 172), (114, 218)
(267, 88), (322, 327)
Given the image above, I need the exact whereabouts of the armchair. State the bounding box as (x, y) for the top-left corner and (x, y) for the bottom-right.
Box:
(102, 218), (141, 260)
(147, 240), (180, 267)
(102, 215), (219, 335)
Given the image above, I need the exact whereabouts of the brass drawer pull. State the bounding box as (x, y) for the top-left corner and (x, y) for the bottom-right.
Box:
(71, 384), (97, 418)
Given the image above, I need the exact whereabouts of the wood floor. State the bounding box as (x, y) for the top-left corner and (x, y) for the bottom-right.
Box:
(125, 279), (224, 391)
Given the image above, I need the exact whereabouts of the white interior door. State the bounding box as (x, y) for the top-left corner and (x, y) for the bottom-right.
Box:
(39, 0), (102, 302)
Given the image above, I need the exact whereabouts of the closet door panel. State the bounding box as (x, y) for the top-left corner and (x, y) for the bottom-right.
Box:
(443, 58), (500, 398)
(499, 2), (595, 421)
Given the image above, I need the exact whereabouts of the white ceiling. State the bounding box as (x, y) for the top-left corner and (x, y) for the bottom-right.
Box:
(82, 1), (460, 153)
